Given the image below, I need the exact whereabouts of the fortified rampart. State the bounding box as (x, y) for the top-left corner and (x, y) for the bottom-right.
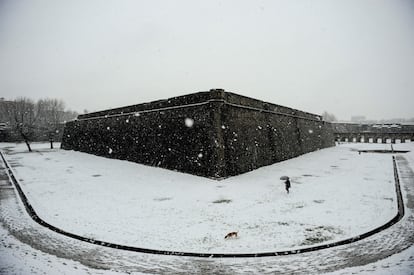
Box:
(333, 123), (414, 143)
(61, 89), (334, 179)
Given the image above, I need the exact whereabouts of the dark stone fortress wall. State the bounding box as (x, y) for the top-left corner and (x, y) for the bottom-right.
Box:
(218, 92), (334, 177)
(61, 89), (334, 179)
(62, 97), (224, 178)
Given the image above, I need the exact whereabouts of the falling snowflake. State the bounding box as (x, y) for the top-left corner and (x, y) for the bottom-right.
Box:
(108, 148), (113, 154)
(134, 112), (140, 117)
(198, 153), (203, 158)
(221, 125), (226, 129)
(308, 129), (313, 134)
(107, 126), (110, 130)
(185, 118), (194, 128)
(126, 119), (129, 123)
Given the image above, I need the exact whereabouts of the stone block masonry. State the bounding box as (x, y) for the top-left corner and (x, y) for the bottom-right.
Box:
(61, 89), (335, 179)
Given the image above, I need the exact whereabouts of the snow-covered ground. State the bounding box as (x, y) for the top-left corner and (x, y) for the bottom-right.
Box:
(1, 142), (398, 253)
(0, 141), (413, 274)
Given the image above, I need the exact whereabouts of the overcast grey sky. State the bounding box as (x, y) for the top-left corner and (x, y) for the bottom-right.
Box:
(1, 0), (413, 120)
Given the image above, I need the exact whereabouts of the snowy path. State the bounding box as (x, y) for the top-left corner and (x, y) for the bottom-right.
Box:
(0, 144), (414, 273)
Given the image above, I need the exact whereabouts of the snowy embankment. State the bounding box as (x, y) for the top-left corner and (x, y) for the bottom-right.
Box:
(0, 142), (400, 254)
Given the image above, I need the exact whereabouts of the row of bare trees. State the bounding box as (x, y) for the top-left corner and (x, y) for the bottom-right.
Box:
(0, 97), (78, 151)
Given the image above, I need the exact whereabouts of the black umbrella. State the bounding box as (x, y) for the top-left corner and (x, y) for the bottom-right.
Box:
(280, 176), (289, 180)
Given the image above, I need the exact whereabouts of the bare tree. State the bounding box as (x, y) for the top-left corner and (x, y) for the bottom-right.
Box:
(322, 111), (337, 122)
(37, 99), (65, 149)
(2, 97), (77, 149)
(10, 98), (38, 152)
(61, 109), (78, 123)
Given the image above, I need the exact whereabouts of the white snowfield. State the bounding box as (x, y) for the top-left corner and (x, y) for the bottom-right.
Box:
(1, 142), (400, 254)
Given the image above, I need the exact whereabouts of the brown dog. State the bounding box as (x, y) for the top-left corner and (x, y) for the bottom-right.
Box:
(224, 231), (238, 239)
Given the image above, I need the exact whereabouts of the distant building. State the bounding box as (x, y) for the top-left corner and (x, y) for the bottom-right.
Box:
(333, 122), (414, 143)
(0, 99), (13, 123)
(0, 99), (14, 141)
(351, 116), (366, 123)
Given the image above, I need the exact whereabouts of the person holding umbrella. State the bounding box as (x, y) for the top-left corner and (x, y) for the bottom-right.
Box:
(280, 176), (291, 194)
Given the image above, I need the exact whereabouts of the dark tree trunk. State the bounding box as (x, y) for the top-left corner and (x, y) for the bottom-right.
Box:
(25, 139), (32, 152)
(49, 131), (55, 149)
(19, 130), (32, 152)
